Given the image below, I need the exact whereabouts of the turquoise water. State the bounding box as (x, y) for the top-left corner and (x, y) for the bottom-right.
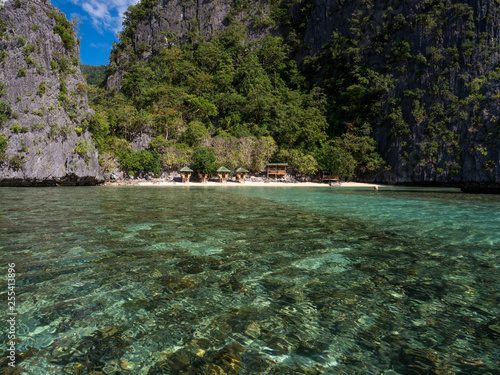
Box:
(0, 186), (499, 374)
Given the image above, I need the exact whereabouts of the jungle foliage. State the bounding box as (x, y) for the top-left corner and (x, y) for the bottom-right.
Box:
(88, 2), (386, 178)
(81, 64), (106, 86)
(86, 0), (499, 179)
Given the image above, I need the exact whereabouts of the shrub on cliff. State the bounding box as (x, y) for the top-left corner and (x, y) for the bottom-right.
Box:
(0, 133), (7, 159)
(0, 102), (12, 126)
(46, 10), (75, 50)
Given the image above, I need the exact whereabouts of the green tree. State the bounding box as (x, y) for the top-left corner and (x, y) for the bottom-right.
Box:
(250, 136), (277, 172)
(87, 112), (110, 149)
(181, 120), (210, 146)
(186, 96), (218, 120)
(317, 128), (385, 178)
(122, 64), (152, 101)
(113, 143), (160, 176)
(151, 99), (183, 141)
(162, 143), (193, 171)
(106, 94), (138, 139)
(80, 64), (107, 86)
(276, 149), (319, 175)
(273, 105), (328, 151)
(317, 142), (357, 178)
(191, 146), (217, 174)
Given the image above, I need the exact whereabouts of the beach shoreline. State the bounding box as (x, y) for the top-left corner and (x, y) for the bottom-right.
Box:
(105, 180), (387, 188)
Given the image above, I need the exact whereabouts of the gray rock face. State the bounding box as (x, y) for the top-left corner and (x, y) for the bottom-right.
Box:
(0, 0), (102, 186)
(304, 0), (499, 192)
(130, 131), (154, 152)
(358, 0), (500, 192)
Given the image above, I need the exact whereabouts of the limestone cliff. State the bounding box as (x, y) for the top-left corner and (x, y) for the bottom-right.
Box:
(0, 0), (102, 186)
(313, 0), (500, 193)
(298, 0), (499, 193)
(106, 0), (280, 90)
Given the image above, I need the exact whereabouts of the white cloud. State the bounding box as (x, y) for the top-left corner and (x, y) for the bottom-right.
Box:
(68, 0), (141, 34)
(70, 12), (88, 21)
(90, 42), (111, 50)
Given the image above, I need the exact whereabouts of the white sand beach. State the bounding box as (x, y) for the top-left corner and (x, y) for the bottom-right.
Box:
(106, 180), (387, 188)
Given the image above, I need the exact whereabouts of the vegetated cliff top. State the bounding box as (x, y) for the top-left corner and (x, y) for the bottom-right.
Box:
(105, 0), (286, 89)
(0, 0), (102, 186)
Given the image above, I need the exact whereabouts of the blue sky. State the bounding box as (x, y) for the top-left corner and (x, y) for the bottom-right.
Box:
(49, 0), (140, 66)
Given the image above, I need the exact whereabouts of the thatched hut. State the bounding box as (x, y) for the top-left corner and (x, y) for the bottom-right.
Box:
(235, 167), (249, 183)
(217, 167), (231, 183)
(179, 166), (193, 183)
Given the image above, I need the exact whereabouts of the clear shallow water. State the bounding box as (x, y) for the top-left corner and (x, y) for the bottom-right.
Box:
(0, 186), (498, 374)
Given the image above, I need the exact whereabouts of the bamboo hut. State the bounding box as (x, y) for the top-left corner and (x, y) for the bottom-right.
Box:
(217, 167), (231, 183)
(235, 167), (249, 183)
(179, 166), (193, 183)
(198, 172), (209, 183)
(266, 163), (288, 179)
(318, 170), (339, 183)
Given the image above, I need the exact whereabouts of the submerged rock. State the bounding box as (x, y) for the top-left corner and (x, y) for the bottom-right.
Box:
(0, 0), (102, 186)
(402, 348), (452, 375)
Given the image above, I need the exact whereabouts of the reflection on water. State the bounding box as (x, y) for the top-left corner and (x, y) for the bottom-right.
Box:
(0, 186), (499, 374)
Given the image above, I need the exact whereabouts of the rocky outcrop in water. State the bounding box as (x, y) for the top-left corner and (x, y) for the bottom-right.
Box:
(0, 0), (102, 186)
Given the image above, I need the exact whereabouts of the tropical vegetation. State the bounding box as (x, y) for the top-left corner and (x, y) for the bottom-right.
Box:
(83, 0), (498, 180)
